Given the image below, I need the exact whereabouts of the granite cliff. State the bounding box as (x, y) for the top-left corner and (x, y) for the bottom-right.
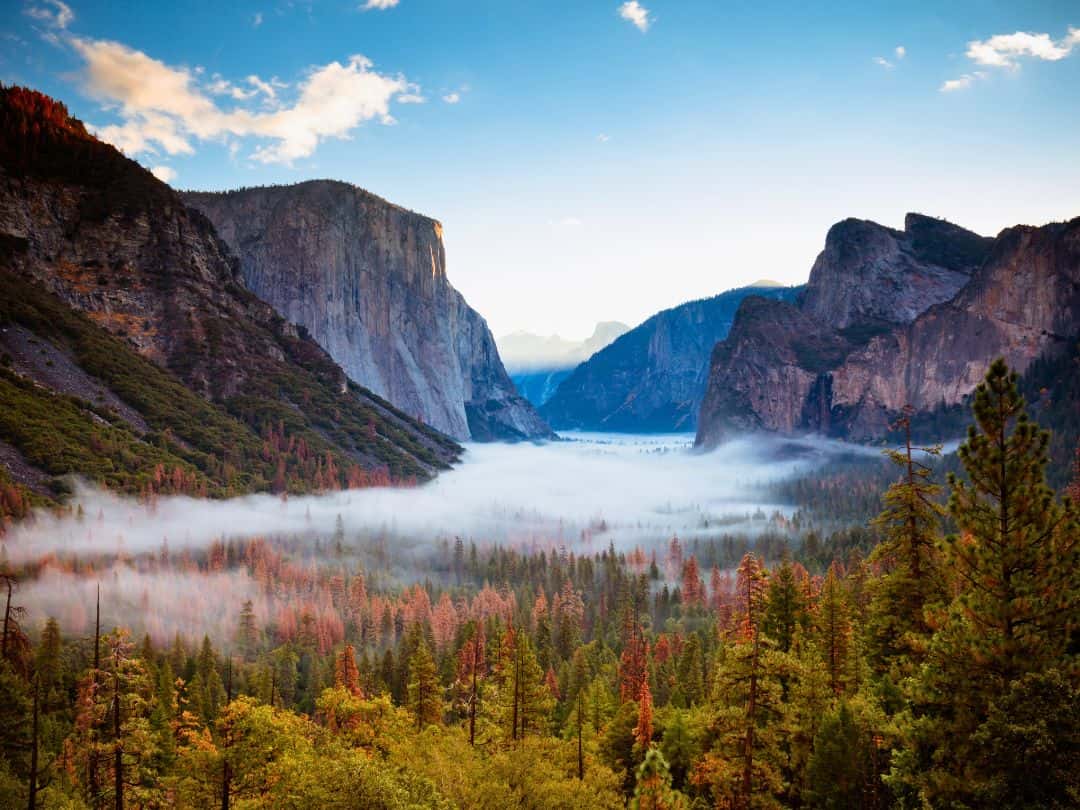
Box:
(697, 213), (1080, 446)
(540, 285), (801, 432)
(0, 87), (460, 497)
(183, 182), (551, 442)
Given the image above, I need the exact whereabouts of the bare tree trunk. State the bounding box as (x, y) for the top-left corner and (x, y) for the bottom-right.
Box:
(222, 659), (232, 810)
(2, 576), (12, 659)
(27, 675), (39, 810)
(113, 662), (122, 810)
(741, 632), (759, 810)
(468, 639), (478, 746)
(576, 695), (584, 780)
(90, 584), (101, 810)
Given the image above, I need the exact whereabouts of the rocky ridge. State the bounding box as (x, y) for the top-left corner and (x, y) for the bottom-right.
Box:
(696, 213), (1080, 445)
(183, 182), (551, 442)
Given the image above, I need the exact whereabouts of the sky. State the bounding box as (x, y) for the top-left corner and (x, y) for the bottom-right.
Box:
(3, 1), (1079, 339)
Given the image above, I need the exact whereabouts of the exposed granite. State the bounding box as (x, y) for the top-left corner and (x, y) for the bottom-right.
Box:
(183, 181), (551, 441)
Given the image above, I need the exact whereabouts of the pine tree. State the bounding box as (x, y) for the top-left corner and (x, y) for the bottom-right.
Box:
(866, 409), (945, 677)
(236, 601), (258, 661)
(762, 557), (803, 653)
(406, 638), (441, 730)
(816, 565), (850, 696)
(632, 746), (687, 809)
(333, 645), (362, 697)
(891, 359), (1080, 807)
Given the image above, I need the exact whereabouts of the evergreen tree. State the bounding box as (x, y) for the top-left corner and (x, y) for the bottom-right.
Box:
(406, 638), (441, 730)
(631, 746), (687, 809)
(762, 557), (802, 653)
(866, 410), (945, 677)
(891, 359), (1080, 806)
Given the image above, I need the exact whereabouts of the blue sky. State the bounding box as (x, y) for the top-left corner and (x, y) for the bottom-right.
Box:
(4, 1), (1079, 339)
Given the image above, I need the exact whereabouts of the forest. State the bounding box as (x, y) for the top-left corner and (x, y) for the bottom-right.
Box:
(0, 360), (1077, 809)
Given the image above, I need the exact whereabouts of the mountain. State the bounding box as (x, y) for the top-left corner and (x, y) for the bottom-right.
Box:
(499, 321), (630, 371)
(0, 86), (460, 504)
(182, 182), (551, 442)
(499, 321), (630, 406)
(539, 285), (802, 432)
(696, 212), (1080, 446)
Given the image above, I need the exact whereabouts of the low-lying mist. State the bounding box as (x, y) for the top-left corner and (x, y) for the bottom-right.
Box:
(4, 432), (883, 642)
(4, 432), (875, 564)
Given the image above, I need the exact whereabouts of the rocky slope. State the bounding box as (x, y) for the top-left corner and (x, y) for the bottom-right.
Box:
(500, 321), (630, 406)
(0, 87), (460, 497)
(183, 182), (551, 442)
(697, 213), (1080, 446)
(540, 285), (801, 432)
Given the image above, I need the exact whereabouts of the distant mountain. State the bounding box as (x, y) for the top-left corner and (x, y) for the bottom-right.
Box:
(696, 213), (1080, 456)
(183, 182), (551, 442)
(539, 285), (802, 432)
(499, 321), (630, 406)
(0, 86), (460, 505)
(499, 321), (630, 372)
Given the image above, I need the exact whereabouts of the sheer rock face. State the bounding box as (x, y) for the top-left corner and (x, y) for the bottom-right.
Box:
(800, 213), (991, 329)
(183, 181), (551, 441)
(696, 214), (1080, 446)
(539, 286), (801, 433)
(0, 88), (460, 479)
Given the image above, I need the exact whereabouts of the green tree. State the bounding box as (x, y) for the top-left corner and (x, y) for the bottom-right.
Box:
(866, 409), (945, 677)
(631, 746), (688, 809)
(762, 557), (803, 653)
(891, 359), (1080, 807)
(406, 639), (442, 730)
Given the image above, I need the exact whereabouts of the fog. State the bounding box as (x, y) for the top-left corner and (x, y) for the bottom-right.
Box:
(5, 432), (891, 642)
(3, 432), (879, 566)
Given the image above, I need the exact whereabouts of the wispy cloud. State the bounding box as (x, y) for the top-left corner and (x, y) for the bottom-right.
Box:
(24, 0), (73, 30)
(874, 44), (905, 69)
(442, 91), (460, 104)
(362, 0), (399, 9)
(596, 133), (610, 143)
(939, 71), (986, 93)
(941, 25), (1079, 91)
(618, 1), (650, 33)
(252, 11), (263, 27)
(64, 35), (415, 164)
(150, 165), (176, 184)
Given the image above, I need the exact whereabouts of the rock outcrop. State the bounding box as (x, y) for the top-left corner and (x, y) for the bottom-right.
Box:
(183, 182), (551, 442)
(696, 213), (1080, 446)
(801, 213), (991, 329)
(0, 87), (460, 492)
(540, 285), (801, 432)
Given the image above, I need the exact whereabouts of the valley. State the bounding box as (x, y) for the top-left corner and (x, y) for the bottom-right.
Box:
(1, 3), (1078, 802)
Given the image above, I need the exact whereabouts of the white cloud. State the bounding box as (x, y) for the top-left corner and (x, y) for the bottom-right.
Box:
(618, 1), (650, 32)
(940, 26), (1078, 94)
(966, 27), (1080, 68)
(939, 71), (986, 93)
(442, 92), (460, 104)
(553, 217), (583, 227)
(150, 165), (176, 184)
(398, 93), (426, 103)
(67, 36), (414, 164)
(596, 133), (610, 143)
(874, 56), (894, 69)
(253, 11), (263, 27)
(895, 45), (906, 59)
(362, 0), (399, 9)
(24, 0), (73, 29)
